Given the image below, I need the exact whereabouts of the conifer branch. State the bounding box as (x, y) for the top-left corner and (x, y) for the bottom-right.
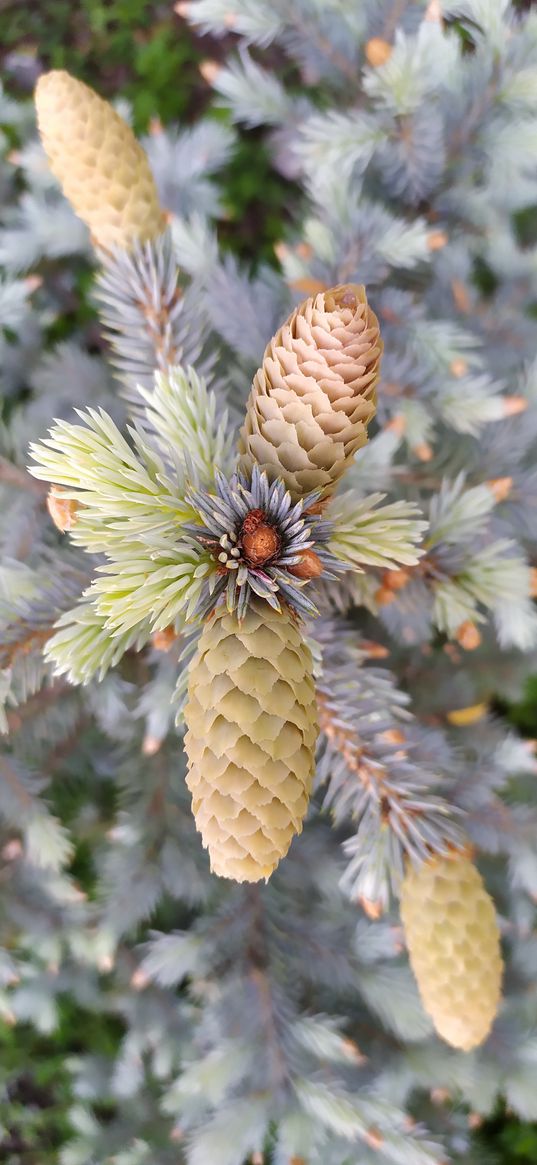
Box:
(316, 631), (463, 909)
(3, 14), (537, 1156)
(95, 235), (217, 406)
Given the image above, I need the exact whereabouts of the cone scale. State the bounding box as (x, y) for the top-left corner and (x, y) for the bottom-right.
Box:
(184, 601), (318, 883)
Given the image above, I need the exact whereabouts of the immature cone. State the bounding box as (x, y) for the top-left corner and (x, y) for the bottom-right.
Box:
(239, 285), (381, 501)
(35, 70), (165, 250)
(184, 601), (318, 882)
(400, 850), (502, 1051)
(46, 485), (79, 533)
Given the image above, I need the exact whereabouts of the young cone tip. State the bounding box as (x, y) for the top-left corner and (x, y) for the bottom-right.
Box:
(239, 284), (382, 502)
(34, 70), (165, 251)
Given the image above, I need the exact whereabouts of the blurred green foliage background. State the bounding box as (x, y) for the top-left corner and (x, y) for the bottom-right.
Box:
(0, 2), (536, 1161)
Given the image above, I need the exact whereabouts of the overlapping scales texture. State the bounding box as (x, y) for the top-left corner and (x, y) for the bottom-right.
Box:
(400, 851), (503, 1051)
(184, 601), (318, 882)
(239, 284), (381, 500)
(35, 71), (165, 251)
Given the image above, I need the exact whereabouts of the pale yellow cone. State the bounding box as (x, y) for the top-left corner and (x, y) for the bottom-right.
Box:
(239, 284), (381, 501)
(35, 70), (165, 251)
(400, 850), (503, 1051)
(184, 601), (318, 882)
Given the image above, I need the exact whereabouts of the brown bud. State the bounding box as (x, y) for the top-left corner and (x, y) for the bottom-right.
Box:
(295, 242), (313, 261)
(341, 1037), (367, 1064)
(503, 395), (528, 417)
(382, 567), (410, 592)
(425, 0), (443, 21)
(365, 38), (393, 67)
(199, 59), (221, 84)
(468, 1113), (483, 1130)
(451, 278), (471, 313)
(365, 1127), (384, 1151)
(360, 639), (390, 659)
(359, 897), (384, 920)
(151, 626), (178, 652)
(142, 734), (162, 756)
(25, 274), (43, 294)
(443, 642), (461, 662)
(385, 414), (407, 435)
(455, 620), (482, 651)
(450, 357), (468, 378)
(431, 1088), (451, 1105)
(288, 548), (324, 580)
(240, 508), (266, 535)
(374, 585), (396, 606)
(130, 968), (150, 991)
(273, 241), (289, 264)
(487, 476), (513, 503)
(413, 442), (433, 463)
(304, 499), (329, 517)
(2, 839), (23, 862)
(241, 514), (281, 566)
(427, 230), (448, 252)
(47, 485), (79, 532)
(379, 728), (406, 745)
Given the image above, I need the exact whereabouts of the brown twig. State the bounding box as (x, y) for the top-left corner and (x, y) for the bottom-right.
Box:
(317, 688), (406, 813)
(0, 627), (53, 671)
(136, 285), (183, 376)
(0, 457), (47, 498)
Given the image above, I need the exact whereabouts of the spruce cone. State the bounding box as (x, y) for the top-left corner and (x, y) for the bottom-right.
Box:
(35, 71), (165, 251)
(239, 285), (381, 500)
(400, 851), (503, 1051)
(184, 601), (318, 882)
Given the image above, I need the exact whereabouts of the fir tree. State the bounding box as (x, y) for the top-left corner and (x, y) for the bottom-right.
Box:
(1, 3), (537, 1162)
